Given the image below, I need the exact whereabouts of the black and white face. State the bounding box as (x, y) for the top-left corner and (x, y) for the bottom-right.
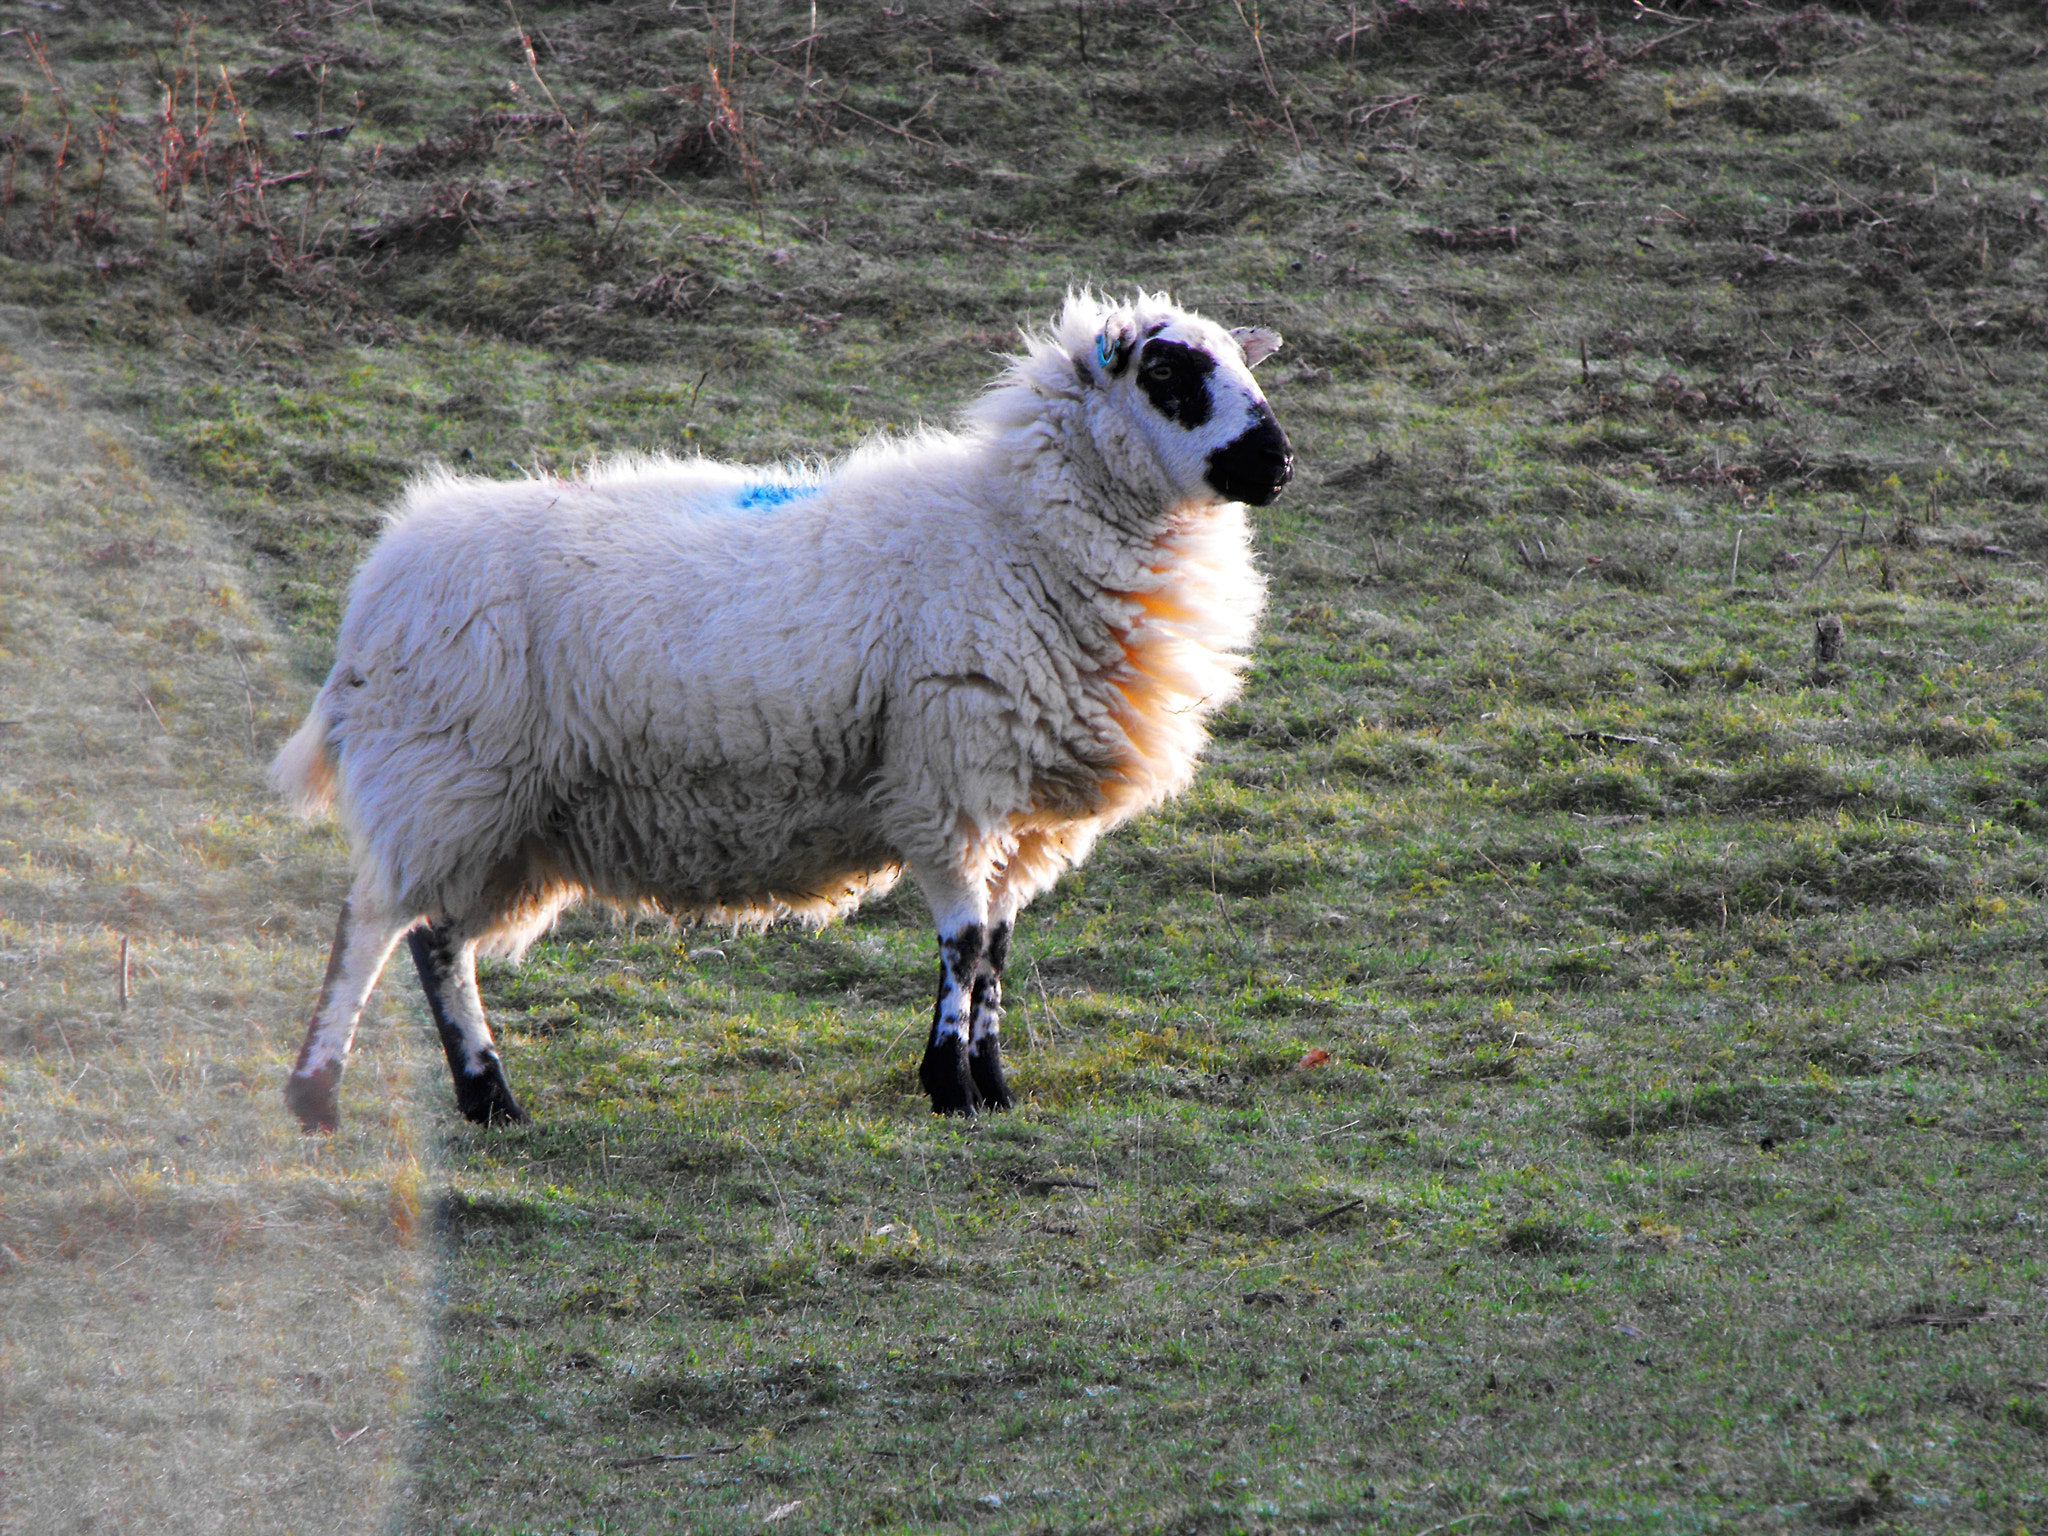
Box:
(1091, 312), (1293, 507)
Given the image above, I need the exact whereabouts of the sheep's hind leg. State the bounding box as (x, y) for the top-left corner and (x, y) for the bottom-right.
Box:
(409, 918), (527, 1126)
(966, 916), (1015, 1111)
(285, 894), (413, 1134)
(918, 918), (985, 1116)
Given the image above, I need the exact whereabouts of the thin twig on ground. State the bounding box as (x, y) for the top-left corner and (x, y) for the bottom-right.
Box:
(604, 1445), (741, 1470)
(1280, 1198), (1366, 1236)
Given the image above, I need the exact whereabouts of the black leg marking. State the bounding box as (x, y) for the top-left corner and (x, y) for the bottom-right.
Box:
(918, 924), (985, 1116)
(966, 1019), (1011, 1111)
(408, 922), (526, 1126)
(967, 921), (1014, 1111)
(920, 1025), (976, 1116)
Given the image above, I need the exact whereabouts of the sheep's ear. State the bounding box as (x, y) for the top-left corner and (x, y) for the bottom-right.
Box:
(1233, 326), (1283, 368)
(1092, 323), (1135, 381)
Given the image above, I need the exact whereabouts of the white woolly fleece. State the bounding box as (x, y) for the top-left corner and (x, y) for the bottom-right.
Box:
(272, 291), (1274, 957)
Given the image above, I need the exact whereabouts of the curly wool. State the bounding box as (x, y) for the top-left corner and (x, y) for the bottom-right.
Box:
(272, 291), (1267, 959)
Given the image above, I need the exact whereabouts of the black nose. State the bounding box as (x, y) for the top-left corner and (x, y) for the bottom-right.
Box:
(1205, 406), (1293, 506)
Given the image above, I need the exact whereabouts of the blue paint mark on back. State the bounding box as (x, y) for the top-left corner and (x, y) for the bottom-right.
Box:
(734, 481), (817, 511)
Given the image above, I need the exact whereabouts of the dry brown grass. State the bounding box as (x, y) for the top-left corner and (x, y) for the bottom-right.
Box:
(0, 313), (431, 1535)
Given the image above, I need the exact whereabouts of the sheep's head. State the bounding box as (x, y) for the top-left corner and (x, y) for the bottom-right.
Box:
(1075, 293), (1293, 508)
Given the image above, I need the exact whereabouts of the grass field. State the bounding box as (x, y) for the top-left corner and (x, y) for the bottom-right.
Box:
(0, 322), (431, 1533)
(3, 1), (2044, 1532)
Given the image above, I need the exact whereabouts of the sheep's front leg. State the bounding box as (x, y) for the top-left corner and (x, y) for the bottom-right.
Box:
(285, 893), (412, 1134)
(408, 918), (526, 1126)
(966, 915), (1015, 1111)
(918, 917), (986, 1116)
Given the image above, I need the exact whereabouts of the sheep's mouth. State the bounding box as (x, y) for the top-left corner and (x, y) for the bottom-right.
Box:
(1205, 413), (1293, 505)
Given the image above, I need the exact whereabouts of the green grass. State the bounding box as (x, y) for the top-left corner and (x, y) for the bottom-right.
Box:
(5, 1), (2045, 1530)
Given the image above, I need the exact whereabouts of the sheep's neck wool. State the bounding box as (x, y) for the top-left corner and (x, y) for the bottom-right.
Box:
(976, 487), (1262, 914)
(1094, 499), (1260, 819)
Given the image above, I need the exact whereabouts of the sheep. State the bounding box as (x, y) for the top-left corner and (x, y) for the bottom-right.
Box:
(272, 290), (1292, 1131)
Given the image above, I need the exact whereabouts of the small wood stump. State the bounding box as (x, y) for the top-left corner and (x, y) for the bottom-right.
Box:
(1812, 613), (1846, 685)
(1814, 614), (1844, 664)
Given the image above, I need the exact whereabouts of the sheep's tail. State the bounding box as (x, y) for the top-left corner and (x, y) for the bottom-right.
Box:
(270, 692), (339, 819)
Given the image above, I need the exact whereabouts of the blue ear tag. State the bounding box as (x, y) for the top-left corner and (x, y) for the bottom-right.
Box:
(1096, 331), (1117, 370)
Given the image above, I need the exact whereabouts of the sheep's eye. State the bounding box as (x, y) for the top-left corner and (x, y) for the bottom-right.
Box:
(1141, 360), (1175, 383)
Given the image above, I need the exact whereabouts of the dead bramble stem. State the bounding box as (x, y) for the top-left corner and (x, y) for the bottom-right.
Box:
(1229, 0), (1301, 154)
(701, 2), (770, 243)
(1797, 535), (1846, 595)
(505, 1), (569, 130)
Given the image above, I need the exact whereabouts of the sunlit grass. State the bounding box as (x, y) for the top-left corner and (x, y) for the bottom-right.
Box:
(0, 338), (432, 1533)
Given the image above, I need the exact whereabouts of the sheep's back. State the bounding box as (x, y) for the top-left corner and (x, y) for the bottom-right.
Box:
(323, 469), (905, 915)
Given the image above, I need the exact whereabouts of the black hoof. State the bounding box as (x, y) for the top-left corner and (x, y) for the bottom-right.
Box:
(968, 1036), (1014, 1111)
(919, 1033), (980, 1116)
(284, 1061), (343, 1134)
(455, 1054), (528, 1126)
